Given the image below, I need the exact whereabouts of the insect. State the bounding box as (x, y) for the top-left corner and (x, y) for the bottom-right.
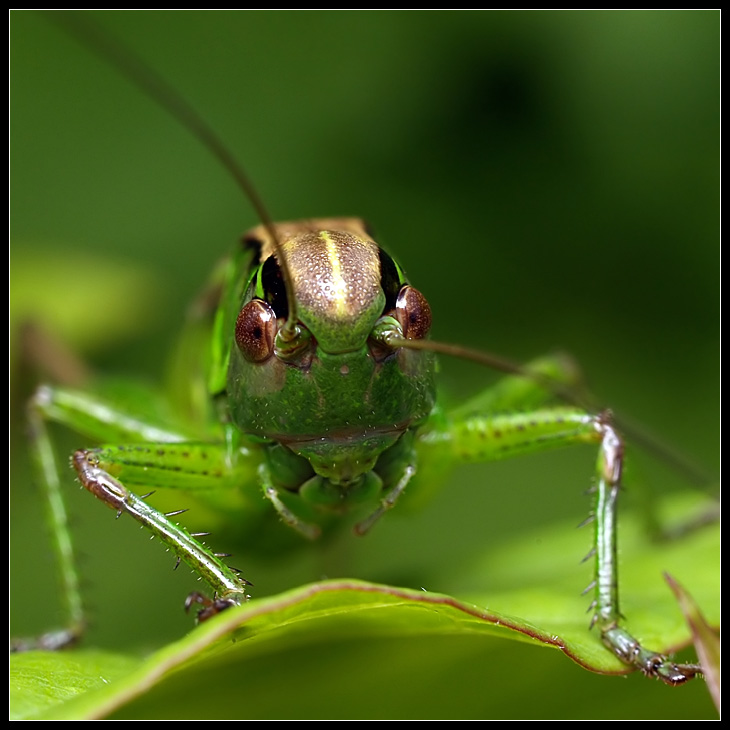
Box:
(10, 9), (718, 700)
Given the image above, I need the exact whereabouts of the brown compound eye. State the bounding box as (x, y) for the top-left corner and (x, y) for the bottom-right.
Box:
(395, 285), (432, 340)
(235, 299), (277, 362)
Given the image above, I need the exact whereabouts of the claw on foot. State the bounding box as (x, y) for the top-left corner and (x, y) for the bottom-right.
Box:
(185, 591), (238, 623)
(602, 626), (702, 686)
(650, 658), (703, 686)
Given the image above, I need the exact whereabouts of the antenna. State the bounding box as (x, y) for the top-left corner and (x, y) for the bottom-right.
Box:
(43, 10), (300, 337)
(387, 332), (714, 487)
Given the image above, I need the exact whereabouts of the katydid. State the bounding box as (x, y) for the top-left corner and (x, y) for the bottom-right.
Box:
(10, 11), (717, 689)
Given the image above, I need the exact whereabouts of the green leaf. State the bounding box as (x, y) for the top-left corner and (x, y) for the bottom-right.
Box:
(9, 650), (139, 721)
(10, 492), (719, 720)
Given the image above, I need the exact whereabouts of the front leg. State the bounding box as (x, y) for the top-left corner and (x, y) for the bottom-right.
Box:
(417, 404), (702, 685)
(72, 447), (251, 610)
(16, 383), (262, 650)
(587, 413), (701, 684)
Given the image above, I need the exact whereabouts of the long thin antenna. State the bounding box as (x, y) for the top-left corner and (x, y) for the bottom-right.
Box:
(43, 10), (300, 336)
(388, 333), (715, 487)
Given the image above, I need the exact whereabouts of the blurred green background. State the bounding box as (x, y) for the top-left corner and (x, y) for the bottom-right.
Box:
(10, 10), (719, 719)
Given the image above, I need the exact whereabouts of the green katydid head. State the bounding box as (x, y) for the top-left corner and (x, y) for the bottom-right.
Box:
(248, 219), (389, 355)
(237, 218), (432, 355)
(226, 218), (436, 476)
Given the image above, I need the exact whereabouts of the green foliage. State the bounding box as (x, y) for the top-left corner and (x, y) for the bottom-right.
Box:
(10, 493), (719, 720)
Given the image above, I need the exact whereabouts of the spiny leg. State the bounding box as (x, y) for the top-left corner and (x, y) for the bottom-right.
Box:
(417, 404), (702, 685)
(72, 447), (252, 610)
(588, 414), (702, 684)
(16, 383), (261, 649)
(588, 417), (702, 683)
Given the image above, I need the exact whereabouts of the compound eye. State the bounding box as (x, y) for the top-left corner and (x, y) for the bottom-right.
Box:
(395, 285), (432, 340)
(235, 299), (277, 362)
